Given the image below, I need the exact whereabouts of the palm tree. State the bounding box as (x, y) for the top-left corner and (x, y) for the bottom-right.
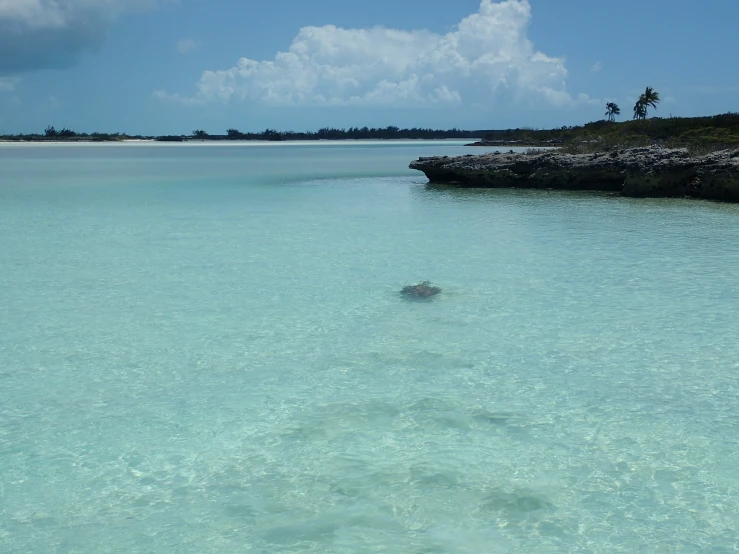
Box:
(633, 100), (647, 120)
(605, 102), (621, 122)
(638, 86), (660, 118)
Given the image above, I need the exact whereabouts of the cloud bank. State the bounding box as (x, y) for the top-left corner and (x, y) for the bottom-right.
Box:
(157, 0), (588, 110)
(0, 0), (162, 74)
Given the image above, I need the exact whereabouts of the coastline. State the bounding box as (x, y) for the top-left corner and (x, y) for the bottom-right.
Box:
(0, 138), (478, 147)
(0, 138), (156, 144)
(465, 140), (561, 147)
(410, 146), (739, 202)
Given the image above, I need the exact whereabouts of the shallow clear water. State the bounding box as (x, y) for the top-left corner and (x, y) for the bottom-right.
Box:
(1, 141), (738, 553)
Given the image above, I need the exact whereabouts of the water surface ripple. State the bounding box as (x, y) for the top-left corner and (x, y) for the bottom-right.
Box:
(1, 142), (738, 553)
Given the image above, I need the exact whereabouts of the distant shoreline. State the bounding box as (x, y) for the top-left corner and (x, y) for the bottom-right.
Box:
(0, 138), (480, 145)
(3, 113), (738, 152)
(0, 139), (155, 144)
(0, 126), (489, 143)
(465, 140), (561, 147)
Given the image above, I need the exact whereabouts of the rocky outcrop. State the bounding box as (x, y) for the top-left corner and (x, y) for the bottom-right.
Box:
(465, 140), (561, 147)
(401, 282), (441, 299)
(410, 147), (739, 201)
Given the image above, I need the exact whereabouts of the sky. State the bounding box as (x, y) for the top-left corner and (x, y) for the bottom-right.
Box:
(0, 0), (737, 135)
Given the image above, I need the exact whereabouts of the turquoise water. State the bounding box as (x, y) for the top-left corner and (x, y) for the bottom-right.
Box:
(1, 141), (738, 553)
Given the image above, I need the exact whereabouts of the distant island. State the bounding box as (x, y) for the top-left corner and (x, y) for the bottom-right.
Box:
(0, 125), (491, 143)
(2, 111), (738, 156)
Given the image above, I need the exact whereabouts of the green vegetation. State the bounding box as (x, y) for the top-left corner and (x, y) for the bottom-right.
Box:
(212, 126), (480, 141)
(2, 97), (738, 156)
(633, 102), (647, 121)
(1, 125), (488, 142)
(560, 112), (739, 155)
(0, 128), (138, 142)
(605, 102), (621, 122)
(45, 126), (77, 138)
(475, 87), (734, 156)
(632, 86), (661, 121)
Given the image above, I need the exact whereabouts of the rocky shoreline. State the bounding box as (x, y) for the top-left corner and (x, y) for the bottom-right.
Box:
(410, 147), (739, 202)
(464, 140), (561, 147)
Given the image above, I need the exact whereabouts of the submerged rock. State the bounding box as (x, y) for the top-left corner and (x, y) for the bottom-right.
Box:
(409, 147), (739, 202)
(401, 281), (441, 299)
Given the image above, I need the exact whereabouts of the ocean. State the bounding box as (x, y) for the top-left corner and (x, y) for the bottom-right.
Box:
(1, 141), (738, 552)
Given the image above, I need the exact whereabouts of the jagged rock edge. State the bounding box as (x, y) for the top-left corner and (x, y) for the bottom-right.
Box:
(409, 147), (739, 202)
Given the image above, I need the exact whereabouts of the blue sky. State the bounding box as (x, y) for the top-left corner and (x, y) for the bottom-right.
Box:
(1, 0), (737, 135)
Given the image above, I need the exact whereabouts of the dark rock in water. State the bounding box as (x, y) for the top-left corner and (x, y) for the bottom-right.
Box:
(401, 281), (441, 299)
(409, 146), (739, 202)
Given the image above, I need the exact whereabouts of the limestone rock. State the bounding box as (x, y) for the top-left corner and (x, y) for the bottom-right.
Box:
(409, 147), (739, 202)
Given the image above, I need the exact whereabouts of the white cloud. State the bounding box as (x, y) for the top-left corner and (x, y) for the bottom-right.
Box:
(177, 38), (201, 54)
(0, 0), (159, 29)
(577, 92), (600, 106)
(157, 0), (588, 110)
(591, 62), (602, 73)
(40, 94), (60, 109)
(0, 0), (166, 73)
(153, 88), (204, 105)
(0, 76), (20, 91)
